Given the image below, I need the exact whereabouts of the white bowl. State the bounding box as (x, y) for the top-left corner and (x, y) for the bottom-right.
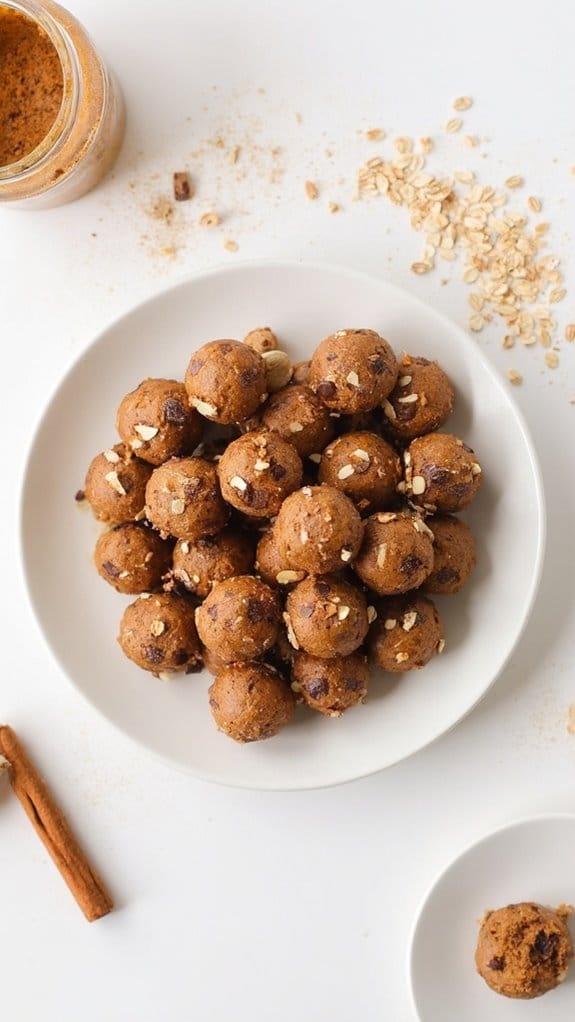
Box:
(409, 814), (575, 1020)
(20, 260), (545, 789)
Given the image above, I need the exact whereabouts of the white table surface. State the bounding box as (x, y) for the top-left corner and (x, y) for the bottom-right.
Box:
(1, 1), (575, 1018)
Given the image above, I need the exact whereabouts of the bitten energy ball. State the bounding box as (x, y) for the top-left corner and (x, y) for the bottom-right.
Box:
(217, 430), (302, 518)
(260, 384), (335, 459)
(243, 326), (278, 354)
(196, 575), (281, 663)
(309, 329), (398, 414)
(185, 339), (267, 424)
(95, 523), (172, 594)
(424, 515), (476, 594)
(285, 575), (369, 658)
(275, 485), (364, 574)
(118, 592), (201, 674)
(208, 662), (295, 742)
(145, 456), (228, 540)
(404, 432), (483, 512)
(116, 378), (203, 465)
(353, 511), (434, 595)
(291, 652), (369, 716)
(368, 594), (443, 672)
(383, 355), (454, 440)
(84, 444), (152, 523)
(475, 903), (573, 1000)
(171, 528), (256, 598)
(318, 431), (402, 514)
(255, 526), (306, 588)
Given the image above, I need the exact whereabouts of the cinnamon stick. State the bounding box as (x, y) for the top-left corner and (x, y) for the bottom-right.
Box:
(0, 725), (113, 922)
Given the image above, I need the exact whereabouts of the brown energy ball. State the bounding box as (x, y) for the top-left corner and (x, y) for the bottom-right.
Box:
(118, 592), (201, 674)
(255, 526), (306, 588)
(260, 384), (335, 459)
(318, 431), (402, 514)
(368, 593), (443, 672)
(171, 528), (256, 598)
(475, 903), (573, 1000)
(145, 456), (228, 540)
(116, 378), (203, 465)
(382, 355), (454, 441)
(95, 523), (172, 594)
(353, 511), (434, 595)
(217, 430), (303, 518)
(243, 326), (278, 354)
(404, 432), (483, 512)
(208, 662), (295, 743)
(292, 360), (311, 385)
(184, 339), (267, 424)
(84, 444), (152, 524)
(196, 575), (281, 663)
(285, 575), (369, 658)
(275, 485), (364, 574)
(291, 651), (369, 716)
(424, 515), (476, 594)
(309, 329), (398, 414)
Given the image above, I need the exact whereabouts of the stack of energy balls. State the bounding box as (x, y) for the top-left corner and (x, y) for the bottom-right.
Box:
(81, 327), (482, 744)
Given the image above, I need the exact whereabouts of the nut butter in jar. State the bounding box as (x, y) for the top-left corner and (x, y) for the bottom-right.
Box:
(0, 0), (124, 208)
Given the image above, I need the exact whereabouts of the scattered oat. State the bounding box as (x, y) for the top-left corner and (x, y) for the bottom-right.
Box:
(173, 172), (192, 202)
(419, 137), (433, 153)
(545, 351), (559, 368)
(565, 324), (575, 342)
(366, 128), (385, 141)
(549, 287), (566, 304)
(508, 368), (523, 385)
(305, 179), (319, 200)
(453, 96), (472, 111)
(463, 134), (479, 148)
(328, 201), (340, 213)
(445, 118), (462, 134)
(469, 315), (485, 332)
(228, 145), (240, 165)
(224, 239), (238, 252)
(411, 261), (432, 275)
(394, 136), (412, 154)
(505, 175), (524, 189)
(502, 335), (515, 349)
(528, 195), (542, 213)
(199, 211), (221, 228)
(567, 705), (575, 735)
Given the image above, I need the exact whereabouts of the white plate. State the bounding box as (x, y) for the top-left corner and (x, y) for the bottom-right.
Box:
(409, 814), (575, 1020)
(20, 260), (544, 789)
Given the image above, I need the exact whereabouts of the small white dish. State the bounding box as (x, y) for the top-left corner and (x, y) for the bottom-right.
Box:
(20, 260), (544, 789)
(409, 814), (575, 1021)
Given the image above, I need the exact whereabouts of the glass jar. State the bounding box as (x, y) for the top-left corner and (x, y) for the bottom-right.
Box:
(0, 0), (125, 208)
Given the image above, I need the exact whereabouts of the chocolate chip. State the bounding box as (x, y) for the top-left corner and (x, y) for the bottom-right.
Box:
(241, 367), (259, 385)
(173, 649), (189, 665)
(173, 171), (191, 201)
(184, 477), (202, 498)
(103, 561), (120, 578)
(187, 358), (204, 376)
(199, 535), (217, 549)
(462, 442), (474, 453)
(344, 676), (364, 691)
(315, 580), (330, 596)
(117, 473), (132, 493)
(316, 381), (336, 400)
(207, 605), (218, 620)
(450, 482), (468, 500)
(400, 555), (424, 576)
(246, 598), (264, 623)
(163, 398), (187, 425)
(367, 355), (385, 374)
(220, 343), (233, 355)
(396, 401), (417, 421)
(209, 696), (220, 709)
(144, 645), (164, 664)
(530, 930), (560, 964)
(487, 957), (505, 972)
(427, 466), (450, 485)
(434, 566), (458, 585)
(74, 489), (85, 502)
(185, 661), (202, 674)
(299, 604), (314, 619)
(325, 353), (338, 362)
(307, 677), (329, 699)
(270, 463), (287, 481)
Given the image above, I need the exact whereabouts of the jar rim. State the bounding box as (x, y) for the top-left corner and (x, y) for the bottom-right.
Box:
(0, 0), (80, 181)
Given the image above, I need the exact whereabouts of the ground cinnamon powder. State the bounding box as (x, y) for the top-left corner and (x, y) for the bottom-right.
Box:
(0, 5), (64, 166)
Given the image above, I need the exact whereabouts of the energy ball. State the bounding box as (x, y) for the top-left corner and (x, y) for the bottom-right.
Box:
(145, 456), (228, 540)
(243, 326), (278, 354)
(353, 510), (434, 595)
(185, 339), (267, 424)
(255, 526), (306, 588)
(118, 592), (201, 674)
(95, 523), (172, 594)
(84, 444), (152, 523)
(171, 528), (256, 598)
(309, 328), (398, 414)
(116, 378), (203, 465)
(208, 662), (295, 743)
(424, 515), (476, 594)
(475, 903), (573, 1000)
(285, 575), (369, 658)
(196, 575), (281, 663)
(404, 432), (483, 512)
(260, 384), (335, 459)
(318, 431), (402, 514)
(382, 355), (454, 441)
(217, 430), (302, 518)
(368, 593), (443, 672)
(275, 485), (364, 574)
(291, 652), (369, 716)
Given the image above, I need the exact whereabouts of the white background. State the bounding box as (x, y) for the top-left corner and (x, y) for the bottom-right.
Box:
(1, 0), (575, 1018)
